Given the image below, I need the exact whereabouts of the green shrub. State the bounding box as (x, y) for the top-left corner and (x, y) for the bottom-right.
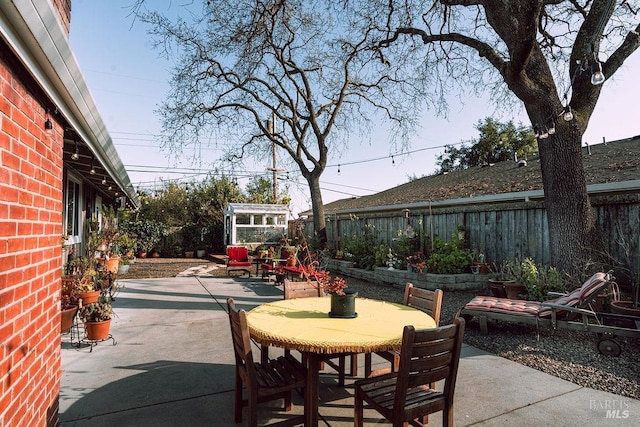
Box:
(425, 236), (473, 274)
(342, 224), (379, 270)
(374, 243), (390, 268)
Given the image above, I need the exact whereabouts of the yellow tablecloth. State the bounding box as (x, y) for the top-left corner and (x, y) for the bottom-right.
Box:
(247, 297), (436, 354)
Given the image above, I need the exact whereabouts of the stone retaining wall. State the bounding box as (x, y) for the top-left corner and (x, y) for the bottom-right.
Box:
(327, 260), (489, 291)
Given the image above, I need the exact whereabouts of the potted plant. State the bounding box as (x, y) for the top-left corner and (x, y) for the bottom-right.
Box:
(407, 252), (426, 273)
(117, 256), (131, 275)
(609, 235), (640, 316)
(60, 292), (78, 332)
(131, 219), (166, 258)
(94, 206), (122, 273)
(74, 264), (102, 305)
(78, 295), (114, 341)
(609, 269), (640, 316)
(472, 250), (489, 274)
(525, 264), (567, 302)
(325, 276), (358, 318)
(506, 257), (537, 299)
(488, 259), (516, 297)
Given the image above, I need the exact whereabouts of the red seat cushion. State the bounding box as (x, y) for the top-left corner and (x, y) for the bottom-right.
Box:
(465, 296), (542, 317)
(466, 272), (609, 318)
(228, 261), (251, 267)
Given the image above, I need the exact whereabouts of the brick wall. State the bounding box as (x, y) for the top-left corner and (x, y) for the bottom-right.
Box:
(52, 0), (72, 36)
(0, 49), (64, 427)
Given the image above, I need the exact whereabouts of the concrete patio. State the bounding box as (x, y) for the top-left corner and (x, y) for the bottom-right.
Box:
(59, 276), (640, 426)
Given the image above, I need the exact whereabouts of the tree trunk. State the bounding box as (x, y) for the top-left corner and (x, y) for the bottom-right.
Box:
(306, 175), (327, 246)
(538, 122), (596, 274)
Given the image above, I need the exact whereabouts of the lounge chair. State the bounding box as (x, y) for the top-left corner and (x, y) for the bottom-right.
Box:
(459, 271), (640, 355)
(460, 271), (612, 332)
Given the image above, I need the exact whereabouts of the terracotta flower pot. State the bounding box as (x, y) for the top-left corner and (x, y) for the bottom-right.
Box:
(104, 256), (120, 273)
(77, 290), (100, 305)
(60, 305), (78, 332)
(610, 300), (640, 316)
(85, 319), (112, 340)
(504, 282), (528, 299)
(488, 279), (511, 298)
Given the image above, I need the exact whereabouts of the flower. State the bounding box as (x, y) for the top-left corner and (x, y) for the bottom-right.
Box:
(323, 276), (348, 296)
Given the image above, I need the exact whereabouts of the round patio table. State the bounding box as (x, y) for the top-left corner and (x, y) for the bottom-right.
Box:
(247, 297), (436, 426)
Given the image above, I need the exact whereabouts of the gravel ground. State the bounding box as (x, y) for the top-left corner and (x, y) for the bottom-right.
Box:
(123, 258), (640, 400)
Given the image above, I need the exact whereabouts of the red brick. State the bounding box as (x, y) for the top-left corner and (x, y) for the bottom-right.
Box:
(1, 150), (20, 171)
(0, 221), (17, 237)
(0, 186), (18, 203)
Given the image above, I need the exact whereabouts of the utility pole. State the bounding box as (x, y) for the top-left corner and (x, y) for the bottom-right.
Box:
(266, 113), (282, 203)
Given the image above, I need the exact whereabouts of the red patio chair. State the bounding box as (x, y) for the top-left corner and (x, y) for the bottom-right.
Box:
(261, 248), (290, 280)
(226, 246), (252, 277)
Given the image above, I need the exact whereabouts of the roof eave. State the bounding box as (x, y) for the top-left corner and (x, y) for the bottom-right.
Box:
(314, 180), (640, 217)
(0, 0), (139, 208)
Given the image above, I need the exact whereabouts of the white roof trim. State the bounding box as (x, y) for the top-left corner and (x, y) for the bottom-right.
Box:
(321, 180), (640, 216)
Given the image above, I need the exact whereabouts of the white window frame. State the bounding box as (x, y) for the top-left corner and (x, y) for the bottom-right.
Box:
(63, 172), (82, 246)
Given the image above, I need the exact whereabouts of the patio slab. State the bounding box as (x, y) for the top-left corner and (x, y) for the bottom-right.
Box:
(59, 276), (640, 426)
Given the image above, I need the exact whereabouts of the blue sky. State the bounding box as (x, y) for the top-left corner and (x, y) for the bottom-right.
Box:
(69, 1), (640, 216)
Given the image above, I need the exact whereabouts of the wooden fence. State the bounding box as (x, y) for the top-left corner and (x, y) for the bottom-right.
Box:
(316, 196), (640, 273)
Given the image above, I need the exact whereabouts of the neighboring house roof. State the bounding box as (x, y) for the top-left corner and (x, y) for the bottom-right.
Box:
(305, 135), (640, 216)
(0, 0), (139, 207)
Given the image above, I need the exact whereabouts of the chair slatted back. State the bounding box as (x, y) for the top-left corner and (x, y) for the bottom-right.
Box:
(284, 279), (324, 299)
(226, 298), (256, 387)
(394, 318), (465, 412)
(404, 284), (443, 326)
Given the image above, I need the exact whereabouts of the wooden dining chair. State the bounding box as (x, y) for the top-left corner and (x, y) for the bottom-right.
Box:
(354, 318), (465, 427)
(226, 298), (306, 426)
(365, 284), (443, 377)
(280, 279), (356, 386)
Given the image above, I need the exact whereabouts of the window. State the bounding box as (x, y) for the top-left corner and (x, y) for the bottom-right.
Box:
(64, 174), (82, 244)
(236, 214), (250, 225)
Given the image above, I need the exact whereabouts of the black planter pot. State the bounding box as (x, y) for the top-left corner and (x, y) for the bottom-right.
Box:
(329, 290), (358, 318)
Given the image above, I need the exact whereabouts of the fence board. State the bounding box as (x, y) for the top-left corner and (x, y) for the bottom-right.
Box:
(315, 200), (640, 273)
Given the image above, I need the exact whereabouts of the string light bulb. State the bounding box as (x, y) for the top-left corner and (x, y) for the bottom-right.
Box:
(539, 128), (549, 139)
(90, 161), (96, 175)
(101, 175), (107, 185)
(591, 60), (605, 85)
(338, 164), (341, 174)
(563, 105), (574, 122)
(71, 142), (79, 160)
(548, 122), (556, 135)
